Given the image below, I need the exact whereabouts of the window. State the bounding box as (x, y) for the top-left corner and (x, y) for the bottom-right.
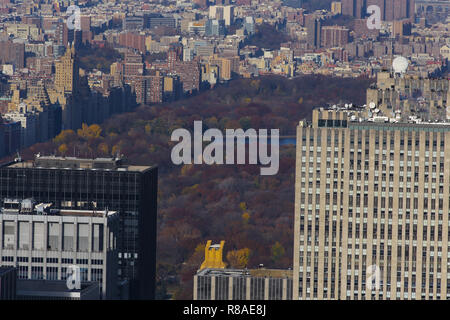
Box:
(48, 222), (59, 251)
(19, 222), (30, 250)
(63, 223), (74, 251)
(92, 224), (104, 252)
(3, 221), (15, 249)
(78, 224), (89, 252)
(33, 222), (45, 250)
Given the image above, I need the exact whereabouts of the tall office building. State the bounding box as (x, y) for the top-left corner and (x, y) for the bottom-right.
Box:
(306, 17), (321, 49)
(367, 0), (385, 19)
(209, 5), (234, 26)
(243, 16), (255, 35)
(0, 199), (119, 299)
(0, 155), (158, 299)
(294, 107), (450, 300)
(343, 0), (414, 20)
(331, 1), (342, 15)
(342, 0), (365, 19)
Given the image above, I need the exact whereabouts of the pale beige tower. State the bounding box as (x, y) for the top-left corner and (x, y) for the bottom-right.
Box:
(54, 42), (79, 94)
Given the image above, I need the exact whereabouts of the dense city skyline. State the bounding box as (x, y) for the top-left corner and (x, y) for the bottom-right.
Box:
(0, 0), (448, 306)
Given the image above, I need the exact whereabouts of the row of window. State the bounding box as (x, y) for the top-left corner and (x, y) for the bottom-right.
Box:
(2, 256), (103, 265)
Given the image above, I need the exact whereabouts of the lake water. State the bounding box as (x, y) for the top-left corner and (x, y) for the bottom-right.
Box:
(280, 138), (296, 145)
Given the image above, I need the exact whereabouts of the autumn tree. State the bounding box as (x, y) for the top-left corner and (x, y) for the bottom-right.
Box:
(174, 243), (205, 300)
(271, 241), (285, 263)
(58, 143), (68, 155)
(98, 142), (109, 155)
(53, 129), (76, 144)
(77, 123), (102, 140)
(227, 248), (250, 268)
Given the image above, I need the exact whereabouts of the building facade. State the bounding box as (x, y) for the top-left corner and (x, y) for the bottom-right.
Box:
(0, 199), (119, 299)
(194, 268), (293, 300)
(0, 155), (158, 299)
(294, 108), (450, 300)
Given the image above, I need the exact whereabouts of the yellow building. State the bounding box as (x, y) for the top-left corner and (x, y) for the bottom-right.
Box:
(54, 43), (79, 94)
(200, 240), (226, 270)
(209, 55), (232, 81)
(331, 1), (342, 15)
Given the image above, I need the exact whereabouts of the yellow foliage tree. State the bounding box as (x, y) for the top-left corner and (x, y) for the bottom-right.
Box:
(239, 202), (247, 211)
(145, 124), (152, 134)
(98, 143), (109, 154)
(111, 144), (120, 155)
(77, 123), (102, 140)
(250, 79), (260, 89)
(271, 241), (285, 263)
(242, 212), (250, 224)
(227, 248), (250, 268)
(298, 97), (304, 104)
(58, 143), (68, 155)
(180, 164), (193, 176)
(182, 184), (199, 195)
(53, 129), (76, 144)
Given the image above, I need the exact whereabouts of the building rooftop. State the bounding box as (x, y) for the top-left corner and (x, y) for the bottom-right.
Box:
(0, 198), (117, 218)
(309, 105), (450, 129)
(4, 154), (153, 172)
(197, 268), (293, 279)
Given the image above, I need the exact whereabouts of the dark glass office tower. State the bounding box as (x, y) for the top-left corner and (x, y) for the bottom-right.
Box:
(0, 155), (157, 299)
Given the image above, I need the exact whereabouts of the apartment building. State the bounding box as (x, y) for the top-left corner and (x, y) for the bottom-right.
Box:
(294, 107), (450, 300)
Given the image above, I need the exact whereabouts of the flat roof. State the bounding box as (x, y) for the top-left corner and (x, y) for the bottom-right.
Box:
(60, 209), (117, 217)
(0, 207), (117, 218)
(197, 268), (293, 279)
(5, 159), (153, 172)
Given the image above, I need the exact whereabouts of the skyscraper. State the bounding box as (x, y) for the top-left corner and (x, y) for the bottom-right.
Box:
(0, 155), (158, 299)
(342, 0), (365, 19)
(0, 199), (119, 299)
(293, 107), (450, 300)
(343, 0), (414, 20)
(55, 43), (79, 95)
(306, 17), (321, 49)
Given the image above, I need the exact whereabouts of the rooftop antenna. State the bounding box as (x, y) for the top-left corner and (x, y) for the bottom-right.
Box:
(14, 151), (21, 163)
(91, 201), (96, 216)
